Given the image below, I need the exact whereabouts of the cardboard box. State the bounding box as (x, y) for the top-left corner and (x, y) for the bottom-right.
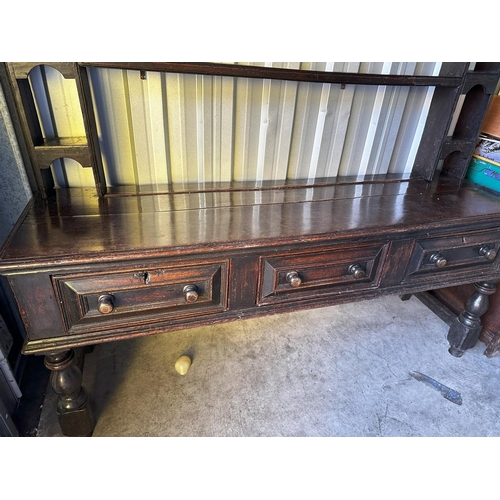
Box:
(481, 94), (500, 139)
(466, 156), (500, 193)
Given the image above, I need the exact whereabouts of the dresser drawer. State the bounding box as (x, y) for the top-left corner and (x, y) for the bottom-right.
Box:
(403, 229), (500, 283)
(53, 261), (229, 334)
(258, 243), (388, 305)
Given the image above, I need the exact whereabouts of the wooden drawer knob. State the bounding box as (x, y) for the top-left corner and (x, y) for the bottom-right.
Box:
(286, 271), (302, 288)
(479, 245), (496, 260)
(183, 284), (199, 303)
(429, 252), (447, 268)
(97, 294), (114, 314)
(348, 263), (366, 279)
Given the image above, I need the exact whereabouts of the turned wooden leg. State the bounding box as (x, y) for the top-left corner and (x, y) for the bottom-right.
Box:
(44, 349), (94, 437)
(447, 281), (497, 358)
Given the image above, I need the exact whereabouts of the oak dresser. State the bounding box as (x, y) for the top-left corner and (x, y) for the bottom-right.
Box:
(1, 62), (499, 436)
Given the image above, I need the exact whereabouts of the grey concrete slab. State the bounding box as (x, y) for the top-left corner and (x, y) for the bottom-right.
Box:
(37, 295), (500, 437)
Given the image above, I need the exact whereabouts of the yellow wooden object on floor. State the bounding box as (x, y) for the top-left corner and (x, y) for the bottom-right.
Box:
(175, 355), (192, 375)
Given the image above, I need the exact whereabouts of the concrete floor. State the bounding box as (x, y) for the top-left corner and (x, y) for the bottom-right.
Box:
(37, 295), (500, 437)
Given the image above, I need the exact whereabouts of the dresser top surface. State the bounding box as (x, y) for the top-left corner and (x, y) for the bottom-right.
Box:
(2, 177), (500, 269)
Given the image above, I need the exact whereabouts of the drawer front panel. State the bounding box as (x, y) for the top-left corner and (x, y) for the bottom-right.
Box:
(53, 261), (229, 334)
(258, 243), (388, 305)
(404, 229), (500, 283)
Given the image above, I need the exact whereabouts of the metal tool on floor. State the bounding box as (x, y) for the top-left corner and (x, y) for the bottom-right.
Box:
(409, 371), (463, 405)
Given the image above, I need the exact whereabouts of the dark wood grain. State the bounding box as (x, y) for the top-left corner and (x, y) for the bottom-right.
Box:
(75, 64), (107, 196)
(103, 173), (414, 197)
(10, 63), (77, 79)
(258, 242), (388, 304)
(3, 175), (500, 356)
(429, 284), (500, 357)
(0, 64), (37, 193)
(4, 63), (50, 195)
(463, 66), (500, 93)
(4, 63), (107, 198)
(53, 261), (228, 334)
(411, 63), (469, 180)
(447, 281), (497, 357)
(3, 179), (500, 268)
(80, 62), (463, 88)
(24, 177), (444, 219)
(441, 83), (496, 179)
(44, 349), (94, 436)
(34, 138), (91, 169)
(3, 61), (500, 436)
